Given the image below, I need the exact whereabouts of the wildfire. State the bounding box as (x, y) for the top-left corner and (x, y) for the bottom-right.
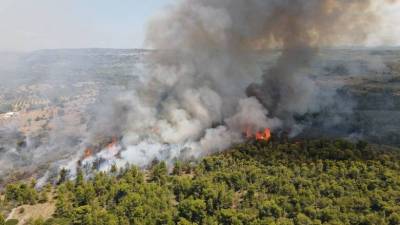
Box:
(106, 137), (118, 150)
(84, 147), (94, 158)
(255, 128), (271, 141)
(244, 127), (271, 141)
(81, 137), (121, 161)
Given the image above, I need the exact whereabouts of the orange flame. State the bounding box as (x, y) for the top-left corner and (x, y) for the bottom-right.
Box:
(255, 128), (271, 141)
(84, 147), (94, 158)
(106, 137), (118, 150)
(244, 127), (271, 141)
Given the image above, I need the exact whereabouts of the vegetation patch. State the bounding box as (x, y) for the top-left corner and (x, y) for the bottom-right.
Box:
(1, 139), (400, 225)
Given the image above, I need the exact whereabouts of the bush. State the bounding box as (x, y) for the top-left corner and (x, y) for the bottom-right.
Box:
(5, 182), (38, 205)
(0, 214), (5, 225)
(5, 219), (19, 225)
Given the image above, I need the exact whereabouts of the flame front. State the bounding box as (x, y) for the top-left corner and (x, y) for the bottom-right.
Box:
(244, 127), (271, 141)
(106, 137), (118, 151)
(84, 147), (94, 158)
(255, 128), (271, 141)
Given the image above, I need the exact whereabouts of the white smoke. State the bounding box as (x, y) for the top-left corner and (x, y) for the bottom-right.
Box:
(0, 0), (387, 182)
(65, 0), (400, 174)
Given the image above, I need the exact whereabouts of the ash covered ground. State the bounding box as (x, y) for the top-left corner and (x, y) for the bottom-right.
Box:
(0, 48), (399, 185)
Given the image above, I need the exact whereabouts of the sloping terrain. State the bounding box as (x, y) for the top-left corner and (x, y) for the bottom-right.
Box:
(1, 48), (400, 191)
(2, 139), (400, 225)
(6, 202), (55, 225)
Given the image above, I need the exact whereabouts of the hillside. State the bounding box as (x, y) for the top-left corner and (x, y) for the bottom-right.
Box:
(1, 139), (400, 225)
(1, 48), (400, 187)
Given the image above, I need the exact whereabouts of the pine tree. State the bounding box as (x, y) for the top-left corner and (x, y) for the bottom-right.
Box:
(0, 214), (5, 225)
(75, 168), (84, 187)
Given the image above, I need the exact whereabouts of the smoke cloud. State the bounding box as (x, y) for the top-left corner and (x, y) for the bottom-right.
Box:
(115, 0), (397, 163)
(1, 0), (399, 182)
(95, 0), (398, 171)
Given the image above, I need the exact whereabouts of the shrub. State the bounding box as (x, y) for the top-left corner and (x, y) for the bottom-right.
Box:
(5, 219), (19, 225)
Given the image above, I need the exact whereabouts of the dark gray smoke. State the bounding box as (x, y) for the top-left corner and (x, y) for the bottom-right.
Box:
(142, 0), (395, 140)
(1, 0), (398, 183)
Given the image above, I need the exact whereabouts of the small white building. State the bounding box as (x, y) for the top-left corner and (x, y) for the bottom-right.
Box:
(2, 111), (19, 119)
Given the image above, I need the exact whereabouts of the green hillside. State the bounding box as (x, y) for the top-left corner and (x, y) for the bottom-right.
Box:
(2, 139), (400, 225)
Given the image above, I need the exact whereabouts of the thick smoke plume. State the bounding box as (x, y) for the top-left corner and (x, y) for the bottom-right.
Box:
(1, 0), (398, 182)
(105, 0), (398, 168)
(115, 0), (394, 163)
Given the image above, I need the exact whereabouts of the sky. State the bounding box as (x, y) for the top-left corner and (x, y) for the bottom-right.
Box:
(0, 0), (173, 51)
(0, 0), (399, 51)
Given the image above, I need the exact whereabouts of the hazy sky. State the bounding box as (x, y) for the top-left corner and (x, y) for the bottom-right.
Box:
(0, 0), (172, 51)
(0, 0), (399, 51)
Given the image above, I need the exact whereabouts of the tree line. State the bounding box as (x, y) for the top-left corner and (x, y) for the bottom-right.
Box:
(1, 139), (400, 225)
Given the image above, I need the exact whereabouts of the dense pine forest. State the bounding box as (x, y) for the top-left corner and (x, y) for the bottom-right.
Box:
(1, 139), (400, 225)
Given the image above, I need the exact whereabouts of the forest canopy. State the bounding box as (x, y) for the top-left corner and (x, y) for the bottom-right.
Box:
(1, 139), (400, 225)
